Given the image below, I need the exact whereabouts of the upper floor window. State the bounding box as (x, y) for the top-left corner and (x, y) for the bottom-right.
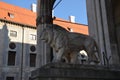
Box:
(67, 27), (73, 32)
(8, 12), (14, 18)
(30, 45), (36, 52)
(29, 34), (36, 40)
(10, 30), (17, 37)
(9, 42), (16, 49)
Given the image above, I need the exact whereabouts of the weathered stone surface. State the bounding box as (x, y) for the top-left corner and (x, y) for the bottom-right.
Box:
(37, 0), (56, 67)
(31, 63), (120, 80)
(39, 24), (100, 64)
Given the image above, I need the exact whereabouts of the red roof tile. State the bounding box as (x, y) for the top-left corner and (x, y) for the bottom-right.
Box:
(53, 18), (88, 35)
(0, 1), (36, 27)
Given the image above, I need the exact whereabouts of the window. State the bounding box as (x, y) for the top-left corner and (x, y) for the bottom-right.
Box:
(9, 42), (16, 49)
(8, 51), (16, 66)
(29, 34), (36, 40)
(8, 12), (14, 18)
(6, 77), (14, 80)
(30, 54), (36, 67)
(10, 30), (17, 37)
(30, 45), (36, 52)
(67, 27), (73, 32)
(29, 77), (32, 80)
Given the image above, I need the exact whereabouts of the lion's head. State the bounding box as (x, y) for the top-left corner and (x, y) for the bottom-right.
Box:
(39, 25), (53, 44)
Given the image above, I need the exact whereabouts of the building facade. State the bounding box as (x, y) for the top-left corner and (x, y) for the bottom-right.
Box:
(0, 20), (37, 80)
(0, 1), (88, 80)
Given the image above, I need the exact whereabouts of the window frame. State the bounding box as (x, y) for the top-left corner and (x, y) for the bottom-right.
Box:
(7, 51), (16, 66)
(29, 34), (36, 40)
(29, 53), (36, 67)
(6, 76), (14, 80)
(10, 30), (17, 37)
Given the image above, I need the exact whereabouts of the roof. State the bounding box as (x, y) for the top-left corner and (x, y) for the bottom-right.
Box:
(0, 1), (88, 35)
(53, 18), (88, 34)
(0, 1), (36, 27)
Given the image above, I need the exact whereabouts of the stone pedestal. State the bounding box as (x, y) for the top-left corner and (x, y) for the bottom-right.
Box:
(31, 63), (120, 80)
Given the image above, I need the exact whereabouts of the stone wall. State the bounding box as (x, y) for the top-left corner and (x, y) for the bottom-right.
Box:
(0, 21), (38, 80)
(86, 0), (120, 65)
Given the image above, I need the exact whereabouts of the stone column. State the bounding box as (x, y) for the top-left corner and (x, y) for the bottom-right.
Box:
(86, 0), (113, 65)
(37, 0), (56, 67)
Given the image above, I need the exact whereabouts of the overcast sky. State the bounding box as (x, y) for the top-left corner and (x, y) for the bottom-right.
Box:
(2, 0), (88, 25)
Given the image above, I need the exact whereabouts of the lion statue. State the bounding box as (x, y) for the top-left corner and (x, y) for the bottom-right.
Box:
(39, 24), (100, 64)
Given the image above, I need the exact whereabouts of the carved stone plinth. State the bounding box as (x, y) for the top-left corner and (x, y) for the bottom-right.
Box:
(31, 63), (120, 80)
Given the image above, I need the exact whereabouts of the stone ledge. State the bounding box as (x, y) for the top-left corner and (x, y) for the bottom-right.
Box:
(31, 63), (120, 80)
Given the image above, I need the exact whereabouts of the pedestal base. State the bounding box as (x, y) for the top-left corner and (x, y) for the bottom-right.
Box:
(31, 63), (120, 80)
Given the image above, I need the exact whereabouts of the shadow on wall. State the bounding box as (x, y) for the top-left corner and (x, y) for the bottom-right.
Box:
(0, 24), (38, 80)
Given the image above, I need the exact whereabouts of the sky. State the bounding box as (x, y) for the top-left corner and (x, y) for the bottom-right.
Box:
(2, 0), (88, 25)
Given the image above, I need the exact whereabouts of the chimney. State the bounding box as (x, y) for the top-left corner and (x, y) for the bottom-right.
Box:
(69, 16), (75, 23)
(52, 10), (54, 17)
(31, 3), (37, 12)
